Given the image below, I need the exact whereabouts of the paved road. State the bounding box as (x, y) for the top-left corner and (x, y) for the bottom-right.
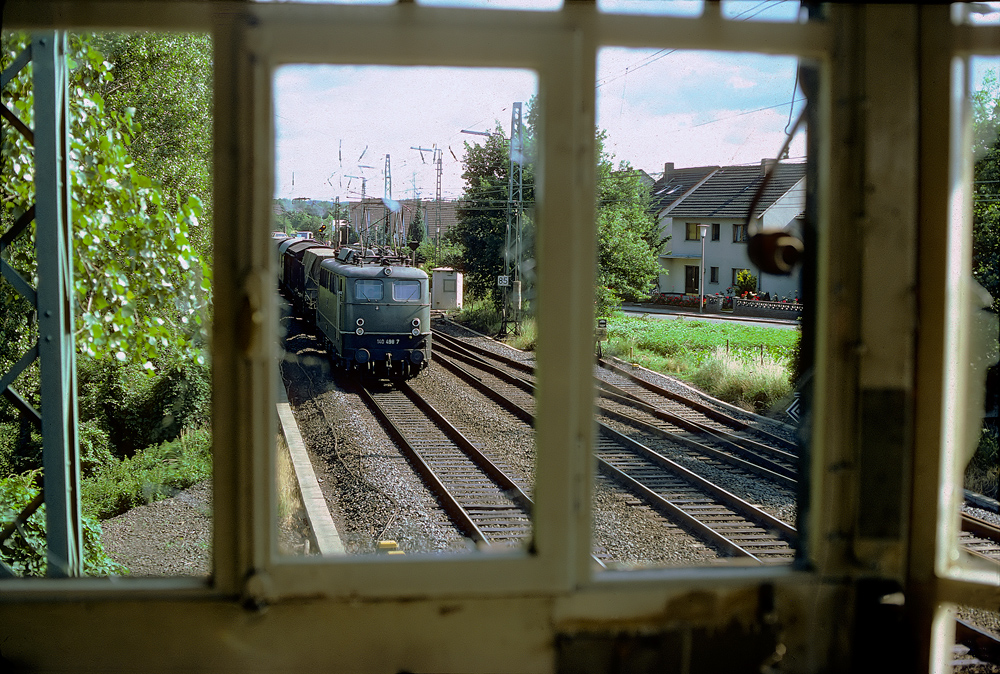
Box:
(619, 305), (801, 330)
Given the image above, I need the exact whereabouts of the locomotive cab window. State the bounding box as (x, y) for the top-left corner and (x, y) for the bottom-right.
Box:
(392, 280), (421, 302)
(354, 279), (383, 301)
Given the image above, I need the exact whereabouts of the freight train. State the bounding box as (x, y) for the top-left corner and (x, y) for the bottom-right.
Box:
(276, 236), (431, 378)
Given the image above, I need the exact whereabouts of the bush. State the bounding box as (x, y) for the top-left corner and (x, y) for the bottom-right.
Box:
(77, 353), (211, 458)
(454, 297), (503, 336)
(81, 427), (212, 520)
(966, 426), (999, 499)
(0, 470), (127, 577)
(689, 347), (792, 412)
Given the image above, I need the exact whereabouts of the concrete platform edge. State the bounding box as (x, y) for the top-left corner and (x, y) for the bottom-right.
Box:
(277, 401), (347, 556)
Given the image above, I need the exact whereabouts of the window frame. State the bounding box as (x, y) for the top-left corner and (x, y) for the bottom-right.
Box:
(3, 10), (994, 672)
(685, 222), (699, 240)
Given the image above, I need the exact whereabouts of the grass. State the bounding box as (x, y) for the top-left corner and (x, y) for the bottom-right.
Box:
(81, 427), (212, 520)
(603, 313), (799, 413)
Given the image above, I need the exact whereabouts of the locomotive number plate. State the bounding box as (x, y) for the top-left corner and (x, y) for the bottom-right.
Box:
(376, 338), (401, 345)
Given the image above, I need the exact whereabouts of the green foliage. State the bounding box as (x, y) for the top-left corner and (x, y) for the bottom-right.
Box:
(735, 269), (758, 294)
(453, 103), (660, 317)
(453, 120), (536, 309)
(1, 32), (212, 368)
(596, 136), (664, 308)
(77, 352), (211, 459)
(1, 470), (128, 577)
(408, 206), (425, 245)
(606, 314), (799, 364)
(91, 32), (214, 259)
(972, 69), (1000, 313)
(454, 297), (504, 336)
(688, 347), (792, 413)
(81, 428), (212, 520)
(966, 426), (998, 499)
(0, 422), (41, 480)
(604, 315), (799, 411)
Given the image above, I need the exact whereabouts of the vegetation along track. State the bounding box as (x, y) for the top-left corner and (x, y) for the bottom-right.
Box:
(357, 380), (533, 549)
(431, 328), (798, 564)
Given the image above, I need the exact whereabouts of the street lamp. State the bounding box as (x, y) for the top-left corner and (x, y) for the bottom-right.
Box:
(697, 224), (710, 313)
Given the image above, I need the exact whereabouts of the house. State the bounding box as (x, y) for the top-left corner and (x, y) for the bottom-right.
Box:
(653, 160), (807, 299)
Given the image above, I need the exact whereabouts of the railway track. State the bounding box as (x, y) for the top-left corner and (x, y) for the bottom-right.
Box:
(432, 328), (798, 488)
(357, 380), (533, 549)
(960, 512), (1000, 564)
(430, 329), (798, 564)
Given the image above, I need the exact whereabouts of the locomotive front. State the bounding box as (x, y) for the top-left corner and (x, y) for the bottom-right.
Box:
(316, 252), (431, 379)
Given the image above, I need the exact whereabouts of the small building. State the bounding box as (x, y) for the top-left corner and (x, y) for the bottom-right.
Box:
(432, 267), (463, 310)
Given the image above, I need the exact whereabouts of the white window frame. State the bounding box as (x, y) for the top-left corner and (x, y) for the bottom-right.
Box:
(3, 5), (997, 672)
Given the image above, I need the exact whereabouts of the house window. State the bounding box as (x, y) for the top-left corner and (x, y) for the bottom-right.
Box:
(710, 266), (719, 284)
(732, 223), (748, 242)
(711, 223), (720, 241)
(685, 222), (700, 240)
(732, 268), (750, 287)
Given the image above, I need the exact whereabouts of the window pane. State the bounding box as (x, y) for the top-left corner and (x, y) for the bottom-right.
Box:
(392, 280), (422, 302)
(954, 54), (1000, 647)
(273, 65), (539, 560)
(595, 47), (807, 570)
(721, 0), (802, 23)
(598, 0), (702, 18)
(416, 0), (561, 10)
(1, 31), (214, 579)
(355, 279), (384, 301)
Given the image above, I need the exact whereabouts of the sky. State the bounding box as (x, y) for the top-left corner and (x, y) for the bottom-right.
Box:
(272, 0), (1000, 203)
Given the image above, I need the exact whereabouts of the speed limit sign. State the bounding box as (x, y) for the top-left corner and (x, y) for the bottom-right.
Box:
(497, 275), (510, 287)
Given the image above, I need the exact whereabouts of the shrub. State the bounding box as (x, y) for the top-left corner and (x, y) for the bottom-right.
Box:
(0, 470), (128, 577)
(735, 269), (758, 294)
(82, 427), (212, 520)
(688, 346), (792, 412)
(454, 297), (503, 336)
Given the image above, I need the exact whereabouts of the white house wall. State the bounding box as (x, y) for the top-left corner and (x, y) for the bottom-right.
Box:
(658, 215), (802, 300)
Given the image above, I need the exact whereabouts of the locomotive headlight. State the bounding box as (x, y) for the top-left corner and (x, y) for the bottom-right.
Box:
(356, 318), (364, 327)
(411, 318), (420, 327)
(411, 328), (420, 337)
(355, 327), (364, 336)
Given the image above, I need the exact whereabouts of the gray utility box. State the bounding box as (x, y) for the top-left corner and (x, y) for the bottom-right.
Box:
(432, 268), (463, 310)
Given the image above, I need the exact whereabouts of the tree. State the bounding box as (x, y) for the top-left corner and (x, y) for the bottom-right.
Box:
(90, 32), (213, 260)
(595, 131), (664, 313)
(408, 206), (425, 246)
(454, 101), (662, 316)
(972, 70), (1000, 313)
(453, 121), (536, 308)
(1, 32), (211, 370)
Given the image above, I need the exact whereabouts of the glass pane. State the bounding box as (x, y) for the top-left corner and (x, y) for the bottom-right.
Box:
(273, 65), (539, 559)
(954, 54), (1000, 652)
(416, 0), (561, 10)
(721, 0), (802, 23)
(593, 48), (807, 570)
(598, 0), (702, 18)
(1, 31), (213, 579)
(392, 281), (422, 302)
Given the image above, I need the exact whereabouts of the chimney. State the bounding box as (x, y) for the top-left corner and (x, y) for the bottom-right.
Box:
(663, 162), (674, 177)
(761, 158), (776, 176)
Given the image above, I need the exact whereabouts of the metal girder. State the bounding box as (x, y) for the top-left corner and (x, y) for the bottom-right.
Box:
(33, 31), (83, 578)
(0, 32), (82, 578)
